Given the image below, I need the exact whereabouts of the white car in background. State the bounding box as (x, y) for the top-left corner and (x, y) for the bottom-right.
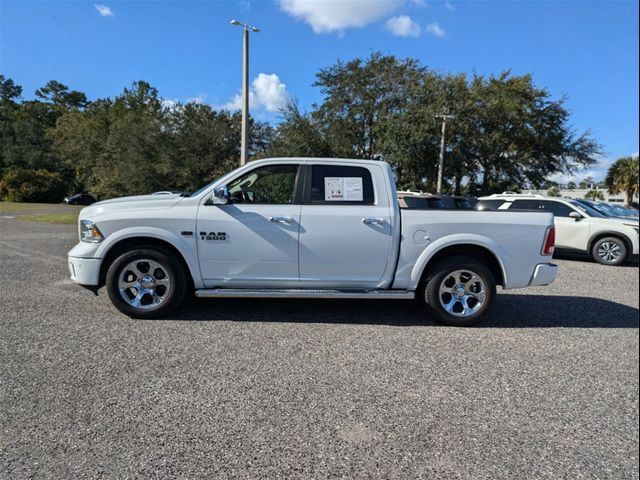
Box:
(477, 193), (639, 266)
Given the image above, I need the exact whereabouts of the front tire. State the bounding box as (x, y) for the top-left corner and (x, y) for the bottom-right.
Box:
(592, 237), (627, 266)
(420, 256), (496, 326)
(106, 247), (187, 318)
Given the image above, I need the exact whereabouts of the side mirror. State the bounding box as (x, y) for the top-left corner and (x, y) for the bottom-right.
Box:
(569, 211), (582, 220)
(212, 186), (230, 205)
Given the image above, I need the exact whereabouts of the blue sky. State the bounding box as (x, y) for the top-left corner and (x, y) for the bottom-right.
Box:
(1, 0), (638, 181)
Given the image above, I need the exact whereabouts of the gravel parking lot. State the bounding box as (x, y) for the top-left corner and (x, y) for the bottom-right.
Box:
(1, 217), (638, 479)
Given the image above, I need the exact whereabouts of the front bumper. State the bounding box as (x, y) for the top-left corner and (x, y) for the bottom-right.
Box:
(529, 263), (558, 286)
(68, 256), (101, 286)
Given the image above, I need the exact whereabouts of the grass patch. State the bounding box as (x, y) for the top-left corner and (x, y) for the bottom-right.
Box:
(16, 213), (79, 225)
(0, 201), (82, 215)
(0, 201), (59, 213)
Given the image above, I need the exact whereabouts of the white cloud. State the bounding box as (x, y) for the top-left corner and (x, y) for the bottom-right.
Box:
(252, 74), (289, 111)
(221, 73), (289, 113)
(547, 169), (606, 185)
(187, 94), (207, 104)
(426, 22), (446, 37)
(548, 152), (638, 185)
(161, 99), (179, 110)
(444, 1), (454, 11)
(94, 4), (113, 17)
(385, 15), (421, 37)
(279, 0), (403, 33)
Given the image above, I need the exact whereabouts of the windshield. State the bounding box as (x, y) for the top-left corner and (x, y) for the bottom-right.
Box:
(580, 200), (617, 216)
(609, 204), (639, 217)
(188, 176), (222, 197)
(569, 200), (605, 218)
(580, 200), (638, 218)
(189, 163), (252, 197)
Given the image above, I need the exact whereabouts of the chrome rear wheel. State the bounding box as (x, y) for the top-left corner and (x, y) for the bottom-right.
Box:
(436, 269), (487, 318)
(421, 256), (496, 326)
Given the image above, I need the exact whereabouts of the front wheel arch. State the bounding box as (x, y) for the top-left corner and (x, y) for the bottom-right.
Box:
(590, 236), (629, 265)
(588, 232), (632, 259)
(99, 237), (195, 292)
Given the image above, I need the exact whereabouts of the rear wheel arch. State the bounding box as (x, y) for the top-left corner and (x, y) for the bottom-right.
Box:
(418, 244), (505, 290)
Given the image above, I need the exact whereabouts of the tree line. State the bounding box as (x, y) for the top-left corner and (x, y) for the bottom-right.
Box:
(0, 52), (610, 202)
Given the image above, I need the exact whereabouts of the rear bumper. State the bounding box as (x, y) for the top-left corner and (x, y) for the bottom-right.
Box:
(68, 256), (101, 286)
(529, 263), (558, 286)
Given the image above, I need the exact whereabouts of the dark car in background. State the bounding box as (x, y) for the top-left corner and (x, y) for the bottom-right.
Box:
(397, 191), (476, 210)
(63, 193), (96, 205)
(574, 198), (639, 220)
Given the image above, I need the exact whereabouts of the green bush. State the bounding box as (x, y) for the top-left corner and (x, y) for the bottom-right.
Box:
(0, 167), (67, 202)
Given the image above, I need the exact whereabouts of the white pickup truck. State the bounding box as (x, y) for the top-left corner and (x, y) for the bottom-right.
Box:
(68, 158), (558, 326)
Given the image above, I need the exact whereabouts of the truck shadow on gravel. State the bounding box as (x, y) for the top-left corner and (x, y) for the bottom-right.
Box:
(170, 295), (639, 328)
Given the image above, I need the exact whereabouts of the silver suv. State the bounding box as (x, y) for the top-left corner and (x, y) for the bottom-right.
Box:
(477, 193), (639, 266)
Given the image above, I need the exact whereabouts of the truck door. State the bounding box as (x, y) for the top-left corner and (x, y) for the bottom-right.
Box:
(196, 163), (302, 286)
(298, 163), (393, 288)
(539, 200), (590, 251)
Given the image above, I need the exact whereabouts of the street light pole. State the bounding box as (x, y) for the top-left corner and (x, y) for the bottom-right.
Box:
(241, 26), (249, 166)
(435, 113), (455, 194)
(230, 20), (260, 166)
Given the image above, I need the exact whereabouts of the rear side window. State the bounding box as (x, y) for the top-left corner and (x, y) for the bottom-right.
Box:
(539, 201), (574, 218)
(309, 165), (374, 205)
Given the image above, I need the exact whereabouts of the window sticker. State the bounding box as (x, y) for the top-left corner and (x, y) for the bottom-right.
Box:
(324, 177), (363, 201)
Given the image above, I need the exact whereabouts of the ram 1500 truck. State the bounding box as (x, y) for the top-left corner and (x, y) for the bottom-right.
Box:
(68, 158), (558, 326)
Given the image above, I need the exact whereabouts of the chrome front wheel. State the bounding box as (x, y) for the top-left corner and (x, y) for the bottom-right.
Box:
(106, 247), (187, 318)
(118, 259), (172, 310)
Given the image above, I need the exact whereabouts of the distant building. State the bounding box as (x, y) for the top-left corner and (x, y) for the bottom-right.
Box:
(527, 188), (638, 204)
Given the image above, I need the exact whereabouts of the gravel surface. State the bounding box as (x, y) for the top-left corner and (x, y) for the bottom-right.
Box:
(1, 218), (638, 479)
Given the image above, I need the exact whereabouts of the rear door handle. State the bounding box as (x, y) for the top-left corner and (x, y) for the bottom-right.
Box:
(362, 217), (384, 225)
(269, 216), (294, 224)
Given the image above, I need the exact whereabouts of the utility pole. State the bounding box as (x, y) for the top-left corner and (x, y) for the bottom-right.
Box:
(230, 20), (260, 166)
(435, 113), (455, 194)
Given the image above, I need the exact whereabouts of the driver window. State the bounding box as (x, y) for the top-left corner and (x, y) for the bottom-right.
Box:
(227, 164), (298, 204)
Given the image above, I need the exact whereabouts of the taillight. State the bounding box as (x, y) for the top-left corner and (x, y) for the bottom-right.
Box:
(542, 226), (555, 255)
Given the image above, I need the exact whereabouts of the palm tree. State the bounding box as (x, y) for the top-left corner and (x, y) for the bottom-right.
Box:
(584, 189), (604, 201)
(605, 156), (639, 206)
(547, 186), (561, 197)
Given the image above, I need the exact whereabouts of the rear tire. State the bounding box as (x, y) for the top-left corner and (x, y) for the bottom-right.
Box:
(420, 255), (496, 326)
(591, 237), (627, 266)
(106, 246), (187, 318)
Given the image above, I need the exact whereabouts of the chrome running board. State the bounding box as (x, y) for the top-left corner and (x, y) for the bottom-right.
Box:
(195, 288), (415, 300)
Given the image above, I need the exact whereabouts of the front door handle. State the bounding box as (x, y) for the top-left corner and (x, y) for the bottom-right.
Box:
(269, 216), (294, 224)
(362, 217), (384, 225)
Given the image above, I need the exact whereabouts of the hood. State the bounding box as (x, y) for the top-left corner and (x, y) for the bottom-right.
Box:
(588, 216), (639, 228)
(80, 193), (184, 218)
